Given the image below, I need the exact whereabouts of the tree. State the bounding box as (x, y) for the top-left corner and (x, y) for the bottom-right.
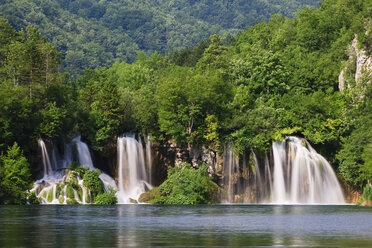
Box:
(0, 142), (31, 204)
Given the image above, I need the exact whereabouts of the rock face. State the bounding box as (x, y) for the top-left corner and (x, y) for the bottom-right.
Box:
(339, 36), (372, 93)
(151, 141), (224, 185)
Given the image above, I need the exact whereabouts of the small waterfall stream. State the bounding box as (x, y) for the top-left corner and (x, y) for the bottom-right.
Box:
(38, 138), (53, 179)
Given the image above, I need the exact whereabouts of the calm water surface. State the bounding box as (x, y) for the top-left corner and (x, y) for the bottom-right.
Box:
(0, 204), (371, 247)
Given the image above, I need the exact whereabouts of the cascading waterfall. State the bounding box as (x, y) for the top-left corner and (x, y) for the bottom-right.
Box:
(117, 135), (152, 204)
(33, 136), (117, 204)
(271, 137), (344, 204)
(221, 136), (345, 204)
(38, 138), (53, 178)
(222, 144), (246, 203)
(72, 135), (94, 170)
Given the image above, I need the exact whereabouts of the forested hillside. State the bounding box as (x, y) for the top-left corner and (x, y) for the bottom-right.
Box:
(0, 0), (371, 204)
(0, 0), (318, 78)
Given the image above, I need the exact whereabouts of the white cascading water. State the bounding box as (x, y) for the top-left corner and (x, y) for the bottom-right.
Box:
(38, 138), (53, 179)
(117, 135), (152, 204)
(271, 137), (344, 204)
(32, 136), (117, 204)
(272, 141), (287, 203)
(221, 136), (345, 204)
(222, 144), (245, 203)
(72, 135), (94, 170)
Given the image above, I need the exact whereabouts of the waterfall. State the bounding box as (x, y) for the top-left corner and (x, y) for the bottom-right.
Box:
(272, 141), (287, 203)
(38, 138), (53, 178)
(221, 137), (345, 204)
(72, 135), (94, 170)
(222, 144), (243, 203)
(117, 135), (152, 204)
(33, 135), (117, 204)
(271, 137), (344, 204)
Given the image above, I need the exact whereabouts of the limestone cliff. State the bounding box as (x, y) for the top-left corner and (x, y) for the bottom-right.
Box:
(339, 36), (372, 93)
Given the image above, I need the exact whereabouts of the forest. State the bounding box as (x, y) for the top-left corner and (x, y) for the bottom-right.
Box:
(0, 0), (371, 204)
(0, 0), (319, 78)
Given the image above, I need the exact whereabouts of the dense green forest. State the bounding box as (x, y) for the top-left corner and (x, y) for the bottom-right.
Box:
(0, 0), (319, 78)
(0, 0), (372, 204)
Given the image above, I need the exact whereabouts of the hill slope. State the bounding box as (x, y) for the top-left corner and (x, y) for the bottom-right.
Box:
(0, 0), (319, 77)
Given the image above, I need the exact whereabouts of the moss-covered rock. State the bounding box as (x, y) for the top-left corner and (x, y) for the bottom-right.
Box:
(138, 187), (161, 203)
(78, 187), (83, 201)
(66, 185), (74, 199)
(66, 199), (78, 204)
(47, 189), (54, 202)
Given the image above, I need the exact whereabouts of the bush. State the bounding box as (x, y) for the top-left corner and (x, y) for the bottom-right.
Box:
(153, 163), (218, 204)
(95, 187), (117, 205)
(83, 170), (104, 201)
(28, 191), (40, 204)
(74, 166), (88, 178)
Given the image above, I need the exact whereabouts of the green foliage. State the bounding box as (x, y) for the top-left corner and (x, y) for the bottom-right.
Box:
(0, 1), (318, 78)
(69, 178), (80, 191)
(337, 84), (372, 188)
(73, 166), (88, 178)
(83, 170), (104, 200)
(138, 187), (161, 203)
(0, 0), (371, 201)
(0, 142), (31, 204)
(66, 185), (74, 199)
(95, 187), (117, 205)
(362, 185), (372, 203)
(153, 163), (218, 204)
(27, 191), (40, 204)
(66, 199), (79, 205)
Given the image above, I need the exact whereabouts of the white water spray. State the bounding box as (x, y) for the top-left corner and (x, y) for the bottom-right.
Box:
(222, 137), (345, 204)
(117, 135), (152, 204)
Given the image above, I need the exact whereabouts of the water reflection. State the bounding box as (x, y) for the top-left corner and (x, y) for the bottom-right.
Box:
(0, 205), (372, 247)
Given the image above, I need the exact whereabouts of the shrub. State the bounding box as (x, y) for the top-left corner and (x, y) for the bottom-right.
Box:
(28, 191), (40, 204)
(95, 187), (117, 205)
(69, 177), (80, 191)
(153, 163), (218, 204)
(83, 170), (104, 201)
(74, 166), (88, 178)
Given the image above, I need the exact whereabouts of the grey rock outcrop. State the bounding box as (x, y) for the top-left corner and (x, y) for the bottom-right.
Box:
(339, 36), (372, 92)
